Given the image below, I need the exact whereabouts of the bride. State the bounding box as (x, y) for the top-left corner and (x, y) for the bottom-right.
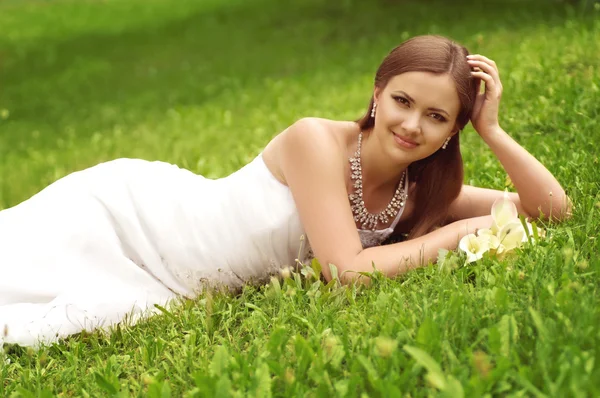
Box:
(0, 35), (570, 347)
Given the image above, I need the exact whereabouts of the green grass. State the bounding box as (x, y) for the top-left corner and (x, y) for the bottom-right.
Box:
(1, 0), (599, 396)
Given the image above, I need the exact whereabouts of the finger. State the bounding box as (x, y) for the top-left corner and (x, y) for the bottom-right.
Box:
(468, 55), (501, 88)
(467, 54), (502, 88)
(471, 95), (483, 120)
(474, 75), (482, 94)
(468, 60), (502, 93)
(470, 71), (498, 99)
(467, 54), (498, 72)
(467, 59), (496, 76)
(471, 71), (495, 90)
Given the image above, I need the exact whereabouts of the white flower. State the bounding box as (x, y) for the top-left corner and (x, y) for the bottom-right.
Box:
(491, 193), (519, 234)
(497, 221), (526, 252)
(476, 229), (502, 251)
(459, 234), (492, 264)
(476, 228), (493, 237)
(452, 191), (547, 267)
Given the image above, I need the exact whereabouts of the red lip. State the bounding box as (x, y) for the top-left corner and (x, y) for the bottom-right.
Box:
(392, 132), (419, 147)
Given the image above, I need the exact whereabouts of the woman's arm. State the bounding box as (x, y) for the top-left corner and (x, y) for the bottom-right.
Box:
(479, 127), (570, 220)
(345, 215), (493, 283)
(465, 54), (571, 221)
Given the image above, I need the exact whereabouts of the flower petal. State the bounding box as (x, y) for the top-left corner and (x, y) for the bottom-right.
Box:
(491, 195), (519, 230)
(498, 221), (526, 251)
(465, 252), (480, 264)
(479, 234), (501, 250)
(477, 228), (493, 237)
(460, 234), (491, 263)
(459, 234), (477, 254)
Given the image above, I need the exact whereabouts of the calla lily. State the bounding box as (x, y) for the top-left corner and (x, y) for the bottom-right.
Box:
(476, 231), (502, 252)
(476, 228), (493, 237)
(459, 234), (491, 264)
(497, 221), (526, 252)
(491, 193), (519, 233)
(449, 191), (547, 267)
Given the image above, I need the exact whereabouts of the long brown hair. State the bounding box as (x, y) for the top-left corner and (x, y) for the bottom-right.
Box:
(356, 35), (478, 239)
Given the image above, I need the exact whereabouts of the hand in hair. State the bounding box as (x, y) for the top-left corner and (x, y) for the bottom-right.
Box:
(467, 54), (503, 137)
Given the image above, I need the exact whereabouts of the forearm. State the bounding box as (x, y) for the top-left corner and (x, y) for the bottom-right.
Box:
(344, 215), (493, 283)
(483, 126), (570, 220)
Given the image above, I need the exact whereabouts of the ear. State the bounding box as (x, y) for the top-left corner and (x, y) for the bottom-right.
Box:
(373, 86), (382, 103)
(450, 124), (461, 137)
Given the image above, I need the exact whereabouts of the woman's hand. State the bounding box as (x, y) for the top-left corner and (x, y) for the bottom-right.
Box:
(467, 54), (503, 138)
(464, 56), (571, 222)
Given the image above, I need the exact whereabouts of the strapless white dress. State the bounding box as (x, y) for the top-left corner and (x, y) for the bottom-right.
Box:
(0, 153), (406, 346)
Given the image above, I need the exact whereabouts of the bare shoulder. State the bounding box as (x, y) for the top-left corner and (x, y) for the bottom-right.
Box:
(262, 117), (355, 185)
(263, 117), (363, 280)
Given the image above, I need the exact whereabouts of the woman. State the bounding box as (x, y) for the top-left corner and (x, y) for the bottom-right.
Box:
(0, 35), (569, 347)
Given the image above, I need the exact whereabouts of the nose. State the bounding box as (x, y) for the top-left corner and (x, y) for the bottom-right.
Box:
(401, 111), (421, 134)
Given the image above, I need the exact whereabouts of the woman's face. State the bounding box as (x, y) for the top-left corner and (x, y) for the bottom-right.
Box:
(373, 71), (461, 163)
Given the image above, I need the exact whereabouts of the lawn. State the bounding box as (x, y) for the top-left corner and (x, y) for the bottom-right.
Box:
(1, 0), (599, 396)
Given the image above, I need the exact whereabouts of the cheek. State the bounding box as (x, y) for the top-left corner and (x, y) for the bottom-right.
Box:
(417, 128), (453, 154)
(380, 103), (400, 118)
(385, 109), (418, 128)
(422, 120), (452, 137)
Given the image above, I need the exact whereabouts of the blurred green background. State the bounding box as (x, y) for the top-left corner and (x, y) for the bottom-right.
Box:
(1, 0), (598, 208)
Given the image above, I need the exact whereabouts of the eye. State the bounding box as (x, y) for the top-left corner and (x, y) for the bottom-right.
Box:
(430, 113), (447, 122)
(392, 95), (410, 106)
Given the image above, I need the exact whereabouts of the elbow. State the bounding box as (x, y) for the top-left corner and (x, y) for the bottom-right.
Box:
(339, 269), (372, 286)
(555, 195), (574, 222)
(320, 251), (371, 286)
(531, 194), (573, 223)
(549, 192), (574, 222)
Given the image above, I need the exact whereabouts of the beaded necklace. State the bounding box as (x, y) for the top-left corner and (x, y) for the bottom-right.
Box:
(348, 132), (408, 231)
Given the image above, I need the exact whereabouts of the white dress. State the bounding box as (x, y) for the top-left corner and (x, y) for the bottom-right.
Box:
(0, 153), (407, 347)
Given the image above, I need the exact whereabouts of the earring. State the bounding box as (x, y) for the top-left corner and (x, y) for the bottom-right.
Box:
(371, 103), (377, 118)
(442, 137), (451, 149)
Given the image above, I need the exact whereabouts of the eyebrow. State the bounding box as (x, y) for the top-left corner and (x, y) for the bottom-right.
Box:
(394, 90), (450, 117)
